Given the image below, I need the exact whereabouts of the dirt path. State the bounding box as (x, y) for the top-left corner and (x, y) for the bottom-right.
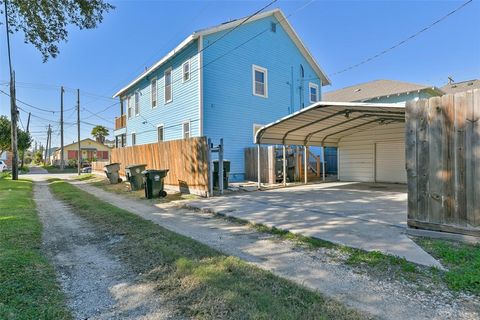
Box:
(34, 180), (178, 320)
(71, 180), (479, 320)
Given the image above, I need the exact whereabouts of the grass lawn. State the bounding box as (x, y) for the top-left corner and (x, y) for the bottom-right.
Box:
(49, 179), (367, 319)
(0, 178), (71, 319)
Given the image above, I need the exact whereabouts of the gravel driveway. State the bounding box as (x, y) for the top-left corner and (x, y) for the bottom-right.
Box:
(34, 180), (178, 319)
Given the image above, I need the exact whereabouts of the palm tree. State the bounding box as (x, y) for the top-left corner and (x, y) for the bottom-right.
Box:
(91, 125), (109, 144)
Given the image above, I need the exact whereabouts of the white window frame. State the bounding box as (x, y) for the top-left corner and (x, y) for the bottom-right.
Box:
(131, 132), (136, 146)
(182, 60), (190, 83)
(157, 124), (164, 142)
(252, 64), (268, 98)
(182, 121), (191, 139)
(309, 82), (319, 103)
(151, 78), (157, 108)
(134, 91), (140, 116)
(127, 95), (132, 118)
(164, 67), (173, 104)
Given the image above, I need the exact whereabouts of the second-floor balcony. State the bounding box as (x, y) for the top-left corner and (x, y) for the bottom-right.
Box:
(115, 114), (126, 130)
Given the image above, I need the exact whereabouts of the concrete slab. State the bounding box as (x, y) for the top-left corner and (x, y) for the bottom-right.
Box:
(187, 182), (442, 268)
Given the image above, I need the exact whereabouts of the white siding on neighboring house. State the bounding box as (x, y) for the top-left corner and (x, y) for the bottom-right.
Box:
(338, 122), (405, 183)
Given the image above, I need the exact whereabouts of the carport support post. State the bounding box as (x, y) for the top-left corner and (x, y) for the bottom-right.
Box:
(282, 145), (286, 186)
(304, 145), (308, 184)
(257, 144), (261, 189)
(321, 145), (326, 182)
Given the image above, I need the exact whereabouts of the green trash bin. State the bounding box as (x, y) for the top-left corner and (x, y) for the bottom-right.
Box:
(142, 169), (169, 199)
(125, 164), (147, 191)
(213, 160), (230, 189)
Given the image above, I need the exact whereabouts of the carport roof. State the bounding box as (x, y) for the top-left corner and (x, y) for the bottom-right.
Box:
(255, 101), (405, 146)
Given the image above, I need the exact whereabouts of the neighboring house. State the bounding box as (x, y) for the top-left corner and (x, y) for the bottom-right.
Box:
(50, 138), (111, 166)
(0, 151), (12, 168)
(321, 79), (444, 179)
(323, 79), (444, 103)
(112, 8), (330, 181)
(441, 79), (480, 94)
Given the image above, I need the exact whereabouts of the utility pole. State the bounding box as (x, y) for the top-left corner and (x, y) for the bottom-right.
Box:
(44, 125), (50, 164)
(20, 112), (31, 168)
(77, 89), (81, 175)
(4, 0), (18, 180)
(60, 86), (65, 170)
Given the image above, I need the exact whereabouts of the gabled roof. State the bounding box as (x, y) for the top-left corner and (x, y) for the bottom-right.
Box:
(113, 8), (330, 98)
(441, 79), (480, 94)
(323, 79), (444, 102)
(61, 138), (111, 150)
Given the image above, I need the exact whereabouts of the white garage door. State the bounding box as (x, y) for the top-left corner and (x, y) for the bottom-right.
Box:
(375, 141), (407, 183)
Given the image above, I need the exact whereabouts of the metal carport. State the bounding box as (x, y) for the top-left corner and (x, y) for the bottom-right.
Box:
(254, 101), (406, 188)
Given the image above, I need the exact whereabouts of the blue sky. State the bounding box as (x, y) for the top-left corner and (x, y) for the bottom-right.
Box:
(1, 0), (479, 147)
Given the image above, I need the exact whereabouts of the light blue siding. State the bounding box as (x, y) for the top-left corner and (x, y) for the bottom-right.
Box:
(120, 40), (200, 146)
(202, 15), (322, 181)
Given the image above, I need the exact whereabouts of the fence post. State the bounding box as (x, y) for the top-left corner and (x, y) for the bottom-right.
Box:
(257, 144), (261, 189)
(218, 138), (224, 195)
(207, 138), (213, 197)
(282, 145), (286, 186)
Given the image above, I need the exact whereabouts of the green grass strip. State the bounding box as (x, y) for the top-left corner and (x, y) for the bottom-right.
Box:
(49, 179), (367, 319)
(0, 178), (71, 319)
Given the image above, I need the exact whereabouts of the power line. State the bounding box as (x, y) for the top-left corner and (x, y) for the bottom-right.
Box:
(82, 107), (114, 123)
(0, 88), (75, 113)
(329, 0), (473, 77)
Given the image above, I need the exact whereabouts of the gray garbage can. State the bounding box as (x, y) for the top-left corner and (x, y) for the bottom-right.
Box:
(104, 163), (122, 184)
(142, 169), (169, 199)
(125, 164), (147, 191)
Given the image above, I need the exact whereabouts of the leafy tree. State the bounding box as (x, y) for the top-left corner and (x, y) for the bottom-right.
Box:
(91, 125), (109, 144)
(0, 115), (32, 154)
(1, 0), (114, 61)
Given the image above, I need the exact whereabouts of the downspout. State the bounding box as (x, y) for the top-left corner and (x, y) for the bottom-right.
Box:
(290, 67), (294, 113)
(198, 35), (204, 136)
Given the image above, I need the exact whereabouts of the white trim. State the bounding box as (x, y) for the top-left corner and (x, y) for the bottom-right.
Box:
(182, 60), (191, 83)
(112, 9), (330, 98)
(198, 35), (204, 136)
(182, 121), (191, 139)
(309, 82), (319, 103)
(151, 77), (157, 108)
(164, 67), (173, 104)
(156, 124), (164, 142)
(252, 64), (268, 98)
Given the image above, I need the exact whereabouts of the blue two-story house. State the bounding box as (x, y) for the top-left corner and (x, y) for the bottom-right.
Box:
(113, 8), (330, 181)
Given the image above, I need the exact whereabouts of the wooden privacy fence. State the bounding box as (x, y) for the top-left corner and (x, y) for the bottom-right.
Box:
(405, 90), (480, 237)
(109, 137), (209, 196)
(245, 146), (276, 183)
(92, 161), (109, 173)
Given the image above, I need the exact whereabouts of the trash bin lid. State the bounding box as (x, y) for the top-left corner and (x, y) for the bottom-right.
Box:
(125, 164), (147, 168)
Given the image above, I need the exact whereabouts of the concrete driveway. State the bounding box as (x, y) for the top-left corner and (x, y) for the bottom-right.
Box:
(187, 182), (441, 267)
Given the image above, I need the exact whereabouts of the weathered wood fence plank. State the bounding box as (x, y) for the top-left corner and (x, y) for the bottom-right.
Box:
(406, 90), (480, 237)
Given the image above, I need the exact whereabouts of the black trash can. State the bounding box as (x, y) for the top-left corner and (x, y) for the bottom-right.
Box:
(104, 163), (122, 184)
(142, 169), (169, 199)
(213, 160), (230, 189)
(125, 164), (147, 191)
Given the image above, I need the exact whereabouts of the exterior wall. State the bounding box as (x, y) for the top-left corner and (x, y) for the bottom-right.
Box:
(202, 15), (322, 181)
(363, 91), (435, 104)
(338, 122), (405, 182)
(118, 40), (200, 146)
(0, 151), (12, 167)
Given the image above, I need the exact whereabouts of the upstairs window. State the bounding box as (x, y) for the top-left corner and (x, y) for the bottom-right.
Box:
(151, 78), (157, 108)
(134, 91), (140, 115)
(165, 68), (172, 103)
(309, 83), (319, 103)
(131, 132), (136, 146)
(127, 96), (132, 118)
(157, 125), (164, 142)
(183, 121), (190, 139)
(252, 65), (268, 98)
(182, 61), (190, 82)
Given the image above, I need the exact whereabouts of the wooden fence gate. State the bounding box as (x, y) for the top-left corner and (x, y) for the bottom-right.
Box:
(405, 90), (480, 237)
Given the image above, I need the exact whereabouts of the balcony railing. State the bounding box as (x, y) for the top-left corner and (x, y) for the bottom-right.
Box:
(115, 114), (126, 130)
